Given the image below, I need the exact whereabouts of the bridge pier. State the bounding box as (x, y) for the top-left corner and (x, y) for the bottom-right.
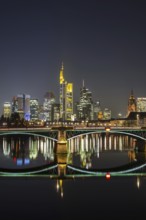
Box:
(53, 127), (69, 178)
(55, 128), (67, 154)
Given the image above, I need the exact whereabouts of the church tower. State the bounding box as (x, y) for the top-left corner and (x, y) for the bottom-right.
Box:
(127, 89), (136, 116)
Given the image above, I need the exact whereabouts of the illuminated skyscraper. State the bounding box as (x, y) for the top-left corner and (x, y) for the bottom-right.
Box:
(17, 94), (31, 120)
(3, 102), (11, 118)
(43, 91), (56, 121)
(30, 99), (39, 121)
(76, 81), (94, 120)
(59, 63), (73, 120)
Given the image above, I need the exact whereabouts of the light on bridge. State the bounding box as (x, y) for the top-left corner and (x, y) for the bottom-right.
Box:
(105, 127), (111, 132)
(106, 172), (111, 180)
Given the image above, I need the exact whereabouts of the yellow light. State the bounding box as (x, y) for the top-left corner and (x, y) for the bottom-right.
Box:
(60, 70), (64, 84)
(56, 180), (59, 191)
(66, 83), (73, 92)
(105, 127), (111, 132)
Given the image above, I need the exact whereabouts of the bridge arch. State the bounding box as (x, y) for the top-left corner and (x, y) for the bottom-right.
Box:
(67, 162), (146, 175)
(0, 164), (58, 176)
(67, 130), (146, 141)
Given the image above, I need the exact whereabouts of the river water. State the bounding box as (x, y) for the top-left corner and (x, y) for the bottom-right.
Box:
(0, 133), (145, 218)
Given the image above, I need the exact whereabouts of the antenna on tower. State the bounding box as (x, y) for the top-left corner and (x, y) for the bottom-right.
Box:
(82, 79), (85, 87)
(61, 62), (64, 71)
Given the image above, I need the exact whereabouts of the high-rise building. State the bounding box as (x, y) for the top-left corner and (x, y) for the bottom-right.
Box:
(93, 101), (101, 120)
(76, 81), (94, 120)
(127, 90), (136, 116)
(43, 91), (56, 121)
(59, 63), (73, 120)
(30, 99), (39, 121)
(52, 103), (60, 121)
(3, 102), (11, 118)
(11, 96), (18, 113)
(17, 94), (31, 120)
(136, 98), (146, 112)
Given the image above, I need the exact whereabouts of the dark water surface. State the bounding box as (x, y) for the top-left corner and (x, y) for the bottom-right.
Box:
(0, 177), (145, 219)
(0, 134), (145, 218)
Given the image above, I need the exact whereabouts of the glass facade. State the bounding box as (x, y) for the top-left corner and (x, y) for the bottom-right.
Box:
(137, 97), (146, 112)
(59, 63), (73, 120)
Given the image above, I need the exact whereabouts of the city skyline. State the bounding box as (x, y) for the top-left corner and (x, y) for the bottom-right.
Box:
(0, 0), (146, 117)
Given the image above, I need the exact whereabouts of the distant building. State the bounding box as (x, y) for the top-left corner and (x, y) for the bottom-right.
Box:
(52, 103), (60, 121)
(103, 108), (111, 120)
(127, 90), (136, 116)
(59, 63), (73, 120)
(11, 96), (18, 113)
(126, 111), (146, 127)
(136, 97), (146, 112)
(15, 94), (31, 120)
(30, 99), (39, 121)
(93, 101), (101, 120)
(43, 91), (56, 121)
(3, 102), (11, 118)
(76, 81), (94, 120)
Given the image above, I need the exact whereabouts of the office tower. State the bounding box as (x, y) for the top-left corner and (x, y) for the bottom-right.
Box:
(3, 102), (11, 118)
(43, 91), (56, 121)
(127, 90), (136, 116)
(52, 103), (60, 121)
(30, 99), (39, 121)
(136, 98), (146, 112)
(93, 101), (101, 120)
(11, 96), (18, 113)
(17, 94), (31, 120)
(76, 81), (94, 120)
(59, 63), (73, 120)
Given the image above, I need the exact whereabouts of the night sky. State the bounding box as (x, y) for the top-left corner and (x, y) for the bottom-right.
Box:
(0, 0), (146, 117)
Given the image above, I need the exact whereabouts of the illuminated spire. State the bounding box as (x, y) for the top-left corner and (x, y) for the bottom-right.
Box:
(60, 62), (64, 84)
(61, 62), (64, 71)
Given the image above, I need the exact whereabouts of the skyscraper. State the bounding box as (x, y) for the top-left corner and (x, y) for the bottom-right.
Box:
(43, 91), (56, 121)
(30, 99), (39, 121)
(59, 63), (73, 120)
(76, 81), (94, 120)
(3, 102), (11, 118)
(17, 94), (31, 120)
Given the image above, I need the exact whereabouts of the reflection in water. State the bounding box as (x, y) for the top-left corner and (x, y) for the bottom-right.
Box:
(56, 179), (64, 198)
(67, 133), (140, 169)
(1, 133), (146, 170)
(1, 135), (56, 168)
(0, 133), (146, 198)
(137, 176), (140, 189)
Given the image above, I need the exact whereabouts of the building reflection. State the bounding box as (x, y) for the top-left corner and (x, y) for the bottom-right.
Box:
(1, 134), (146, 168)
(2, 135), (56, 165)
(1, 133), (146, 197)
(67, 134), (142, 169)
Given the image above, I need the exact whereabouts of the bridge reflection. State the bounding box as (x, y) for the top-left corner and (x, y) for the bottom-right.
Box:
(0, 132), (146, 176)
(0, 131), (146, 198)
